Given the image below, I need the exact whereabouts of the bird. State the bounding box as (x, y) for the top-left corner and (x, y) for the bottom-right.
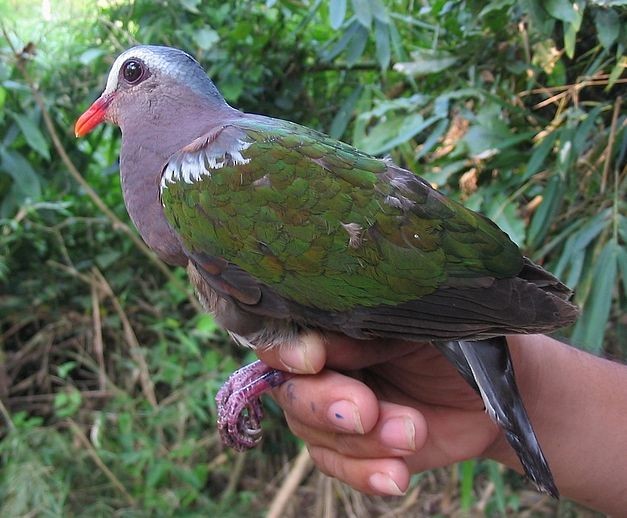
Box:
(75, 45), (578, 498)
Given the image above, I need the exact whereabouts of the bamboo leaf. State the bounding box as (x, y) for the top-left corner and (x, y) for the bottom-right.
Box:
(374, 18), (391, 69)
(572, 239), (619, 351)
(527, 175), (564, 249)
(487, 461), (507, 514)
(329, 85), (363, 139)
(345, 24), (369, 66)
(394, 49), (458, 77)
(523, 131), (558, 180)
(459, 460), (476, 511)
(351, 0), (372, 28)
(329, 0), (347, 29)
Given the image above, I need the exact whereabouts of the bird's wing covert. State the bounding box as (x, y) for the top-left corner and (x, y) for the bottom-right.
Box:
(160, 116), (522, 312)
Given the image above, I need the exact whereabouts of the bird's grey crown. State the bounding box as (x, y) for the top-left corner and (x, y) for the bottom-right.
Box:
(104, 44), (223, 101)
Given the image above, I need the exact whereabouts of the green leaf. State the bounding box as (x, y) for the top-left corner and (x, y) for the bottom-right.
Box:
(179, 0), (201, 14)
(193, 27), (219, 50)
(618, 246), (627, 295)
(329, 0), (347, 29)
(572, 239), (619, 351)
(0, 148), (42, 200)
(78, 48), (106, 65)
(523, 131), (558, 180)
(487, 461), (507, 514)
(345, 24), (369, 66)
(608, 56), (626, 90)
(11, 113), (50, 160)
(545, 0), (579, 24)
(374, 18), (391, 69)
(329, 85), (363, 139)
(486, 195), (526, 246)
(322, 20), (359, 61)
(595, 8), (620, 49)
(358, 113), (441, 155)
(370, 0), (390, 23)
(527, 175), (564, 248)
(57, 361), (78, 379)
(351, 0), (372, 28)
(459, 460), (476, 510)
(564, 21), (577, 58)
(393, 49), (458, 77)
(416, 118), (448, 159)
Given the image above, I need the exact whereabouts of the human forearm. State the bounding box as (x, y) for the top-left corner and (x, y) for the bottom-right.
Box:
(487, 335), (627, 513)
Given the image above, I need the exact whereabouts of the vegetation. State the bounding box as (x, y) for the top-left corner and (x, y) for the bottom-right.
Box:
(1, 0), (624, 515)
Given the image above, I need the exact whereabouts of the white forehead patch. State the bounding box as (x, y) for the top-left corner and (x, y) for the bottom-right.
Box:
(103, 46), (197, 95)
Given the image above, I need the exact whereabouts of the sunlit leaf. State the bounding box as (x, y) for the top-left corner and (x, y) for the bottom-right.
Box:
(370, 0), (390, 23)
(393, 49), (458, 77)
(79, 48), (106, 65)
(329, 0), (347, 29)
(193, 27), (219, 50)
(545, 0), (579, 23)
(351, 0), (372, 28)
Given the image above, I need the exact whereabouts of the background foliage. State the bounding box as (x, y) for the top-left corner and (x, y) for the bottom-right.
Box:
(1, 0), (625, 516)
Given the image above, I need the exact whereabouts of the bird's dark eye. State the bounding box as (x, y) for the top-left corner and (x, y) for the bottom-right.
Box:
(122, 60), (144, 84)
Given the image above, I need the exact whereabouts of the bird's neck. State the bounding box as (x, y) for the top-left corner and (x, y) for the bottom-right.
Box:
(118, 100), (241, 265)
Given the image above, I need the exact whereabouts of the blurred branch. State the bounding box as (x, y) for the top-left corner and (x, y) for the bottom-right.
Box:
(267, 446), (313, 518)
(91, 267), (158, 408)
(0, 24), (203, 314)
(67, 419), (136, 507)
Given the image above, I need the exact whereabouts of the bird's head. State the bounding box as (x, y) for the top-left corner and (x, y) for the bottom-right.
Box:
(75, 45), (224, 137)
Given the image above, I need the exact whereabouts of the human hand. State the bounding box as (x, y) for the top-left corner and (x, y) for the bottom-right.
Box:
(256, 332), (502, 496)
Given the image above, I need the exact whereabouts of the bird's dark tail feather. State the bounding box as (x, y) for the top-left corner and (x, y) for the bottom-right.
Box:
(434, 336), (559, 498)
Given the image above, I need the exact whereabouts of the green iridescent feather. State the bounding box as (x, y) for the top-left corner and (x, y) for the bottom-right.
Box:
(161, 117), (522, 311)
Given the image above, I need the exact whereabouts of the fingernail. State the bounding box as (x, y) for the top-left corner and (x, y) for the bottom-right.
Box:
(381, 417), (416, 451)
(280, 338), (314, 374)
(327, 400), (364, 433)
(369, 473), (405, 496)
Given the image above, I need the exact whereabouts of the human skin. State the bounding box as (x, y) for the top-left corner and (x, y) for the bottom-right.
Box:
(256, 333), (627, 515)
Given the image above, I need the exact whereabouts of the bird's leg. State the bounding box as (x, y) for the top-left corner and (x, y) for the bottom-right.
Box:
(216, 360), (294, 451)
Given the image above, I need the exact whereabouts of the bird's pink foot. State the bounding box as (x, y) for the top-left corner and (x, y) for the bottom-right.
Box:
(216, 360), (293, 451)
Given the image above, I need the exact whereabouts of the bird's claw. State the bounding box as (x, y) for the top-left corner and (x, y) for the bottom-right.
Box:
(216, 360), (293, 451)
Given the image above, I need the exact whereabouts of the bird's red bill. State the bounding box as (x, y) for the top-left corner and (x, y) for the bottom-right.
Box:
(75, 95), (112, 137)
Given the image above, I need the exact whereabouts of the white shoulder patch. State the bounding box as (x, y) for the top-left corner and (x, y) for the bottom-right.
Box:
(160, 134), (252, 192)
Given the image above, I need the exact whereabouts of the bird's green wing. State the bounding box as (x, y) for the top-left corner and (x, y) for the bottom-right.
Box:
(160, 116), (522, 312)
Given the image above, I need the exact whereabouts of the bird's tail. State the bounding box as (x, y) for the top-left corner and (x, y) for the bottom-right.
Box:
(434, 336), (558, 498)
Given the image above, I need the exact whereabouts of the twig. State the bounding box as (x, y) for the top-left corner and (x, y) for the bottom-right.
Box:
(90, 283), (106, 391)
(267, 446), (314, 518)
(601, 96), (623, 194)
(90, 268), (158, 408)
(323, 475), (337, 518)
(221, 452), (247, 501)
(1, 24), (202, 313)
(67, 419), (136, 507)
(0, 397), (15, 430)
(379, 484), (421, 518)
